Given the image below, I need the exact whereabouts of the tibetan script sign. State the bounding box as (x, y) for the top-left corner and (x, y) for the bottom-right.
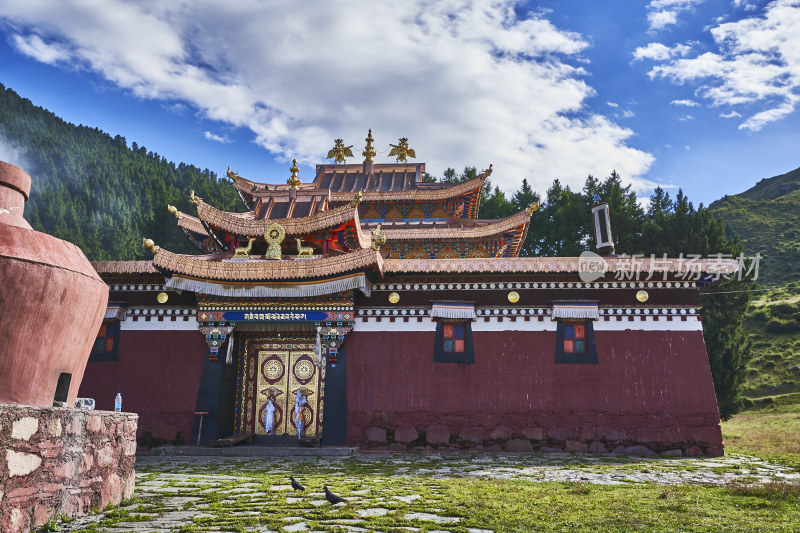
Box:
(223, 311), (329, 322)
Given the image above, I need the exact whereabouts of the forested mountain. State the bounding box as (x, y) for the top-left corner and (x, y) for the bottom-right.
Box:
(0, 82), (753, 418)
(0, 83), (241, 260)
(709, 166), (800, 286)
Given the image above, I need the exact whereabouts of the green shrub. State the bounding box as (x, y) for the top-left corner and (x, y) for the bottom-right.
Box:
(765, 319), (800, 334)
(750, 308), (771, 322)
(770, 303), (797, 319)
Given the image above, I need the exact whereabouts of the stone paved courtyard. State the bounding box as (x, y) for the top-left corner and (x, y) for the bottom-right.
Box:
(57, 451), (800, 532)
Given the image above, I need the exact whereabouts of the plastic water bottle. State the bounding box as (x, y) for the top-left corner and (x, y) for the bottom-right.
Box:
(114, 393), (122, 412)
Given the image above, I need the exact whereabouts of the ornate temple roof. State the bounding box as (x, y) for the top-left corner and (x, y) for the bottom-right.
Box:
(371, 209), (532, 242)
(149, 246), (383, 281)
(229, 164), (490, 207)
(190, 198), (368, 246)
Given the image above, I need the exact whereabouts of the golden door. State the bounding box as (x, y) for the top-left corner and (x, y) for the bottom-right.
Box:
(246, 341), (323, 437)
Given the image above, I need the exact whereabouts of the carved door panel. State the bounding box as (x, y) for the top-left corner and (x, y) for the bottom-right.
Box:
(240, 339), (323, 437)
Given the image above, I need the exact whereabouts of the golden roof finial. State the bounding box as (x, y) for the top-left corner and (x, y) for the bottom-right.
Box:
(526, 201), (540, 215)
(226, 166), (240, 180)
(142, 238), (160, 254)
(484, 164), (493, 177)
(388, 137), (416, 163)
(189, 190), (202, 205)
(351, 189), (363, 207)
(167, 205), (180, 218)
(327, 139), (354, 164)
(371, 224), (386, 251)
(362, 129), (376, 163)
(287, 159), (301, 189)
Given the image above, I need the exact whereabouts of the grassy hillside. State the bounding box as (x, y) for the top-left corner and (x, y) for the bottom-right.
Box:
(742, 283), (800, 397)
(710, 167), (800, 286)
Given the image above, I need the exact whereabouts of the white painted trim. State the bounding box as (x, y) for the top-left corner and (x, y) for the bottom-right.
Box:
(373, 281), (697, 291)
(120, 315), (199, 331)
(352, 314), (702, 332)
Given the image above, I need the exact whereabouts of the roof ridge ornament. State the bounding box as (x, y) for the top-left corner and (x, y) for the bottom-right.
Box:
(362, 129), (376, 163)
(351, 189), (363, 207)
(526, 201), (540, 215)
(327, 139), (354, 164)
(388, 137), (416, 163)
(167, 205), (180, 218)
(226, 166), (241, 180)
(142, 238), (160, 254)
(189, 190), (202, 205)
(371, 224), (386, 251)
(287, 159), (302, 189)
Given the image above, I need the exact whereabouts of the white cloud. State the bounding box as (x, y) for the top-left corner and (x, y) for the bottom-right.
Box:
(632, 42), (693, 61)
(678, 114), (695, 120)
(719, 110), (742, 117)
(11, 33), (69, 64)
(607, 101), (620, 107)
(645, 0), (800, 131)
(646, 0), (705, 31)
(670, 99), (700, 106)
(0, 0), (655, 194)
(204, 131), (230, 144)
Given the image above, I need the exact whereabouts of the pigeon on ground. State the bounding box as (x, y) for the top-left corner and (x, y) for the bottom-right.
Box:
(289, 476), (305, 491)
(324, 485), (347, 504)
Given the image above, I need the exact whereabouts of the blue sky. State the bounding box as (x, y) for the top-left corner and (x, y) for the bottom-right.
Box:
(1, 0), (798, 207)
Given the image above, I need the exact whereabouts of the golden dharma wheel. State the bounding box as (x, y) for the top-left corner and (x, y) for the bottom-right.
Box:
(508, 291), (520, 303)
(157, 292), (169, 304)
(388, 292), (400, 304)
(636, 290), (649, 303)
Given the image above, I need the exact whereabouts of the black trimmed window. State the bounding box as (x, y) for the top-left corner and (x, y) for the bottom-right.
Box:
(555, 320), (597, 364)
(433, 320), (474, 363)
(89, 320), (121, 362)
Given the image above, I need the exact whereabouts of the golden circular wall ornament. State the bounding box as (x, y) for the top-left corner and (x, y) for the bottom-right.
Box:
(508, 291), (520, 303)
(388, 292), (400, 304)
(636, 290), (649, 303)
(157, 292), (169, 304)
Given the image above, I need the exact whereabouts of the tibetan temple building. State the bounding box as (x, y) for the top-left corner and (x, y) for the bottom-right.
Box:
(83, 131), (734, 455)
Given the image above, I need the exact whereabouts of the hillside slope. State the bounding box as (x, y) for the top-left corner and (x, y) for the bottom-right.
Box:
(0, 83), (241, 260)
(710, 167), (800, 286)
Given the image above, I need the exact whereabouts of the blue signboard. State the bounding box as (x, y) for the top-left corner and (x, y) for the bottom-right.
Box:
(221, 311), (330, 322)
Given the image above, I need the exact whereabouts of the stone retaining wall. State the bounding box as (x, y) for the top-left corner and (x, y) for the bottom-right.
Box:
(0, 404), (137, 533)
(352, 411), (723, 456)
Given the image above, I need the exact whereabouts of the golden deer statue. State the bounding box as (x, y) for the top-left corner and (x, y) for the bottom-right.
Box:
(233, 237), (256, 259)
(295, 238), (314, 257)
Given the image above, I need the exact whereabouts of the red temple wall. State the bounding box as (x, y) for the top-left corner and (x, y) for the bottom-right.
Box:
(346, 327), (722, 455)
(78, 329), (206, 443)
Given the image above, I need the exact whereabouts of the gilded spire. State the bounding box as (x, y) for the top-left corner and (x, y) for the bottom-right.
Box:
(362, 129), (376, 163)
(287, 159), (301, 189)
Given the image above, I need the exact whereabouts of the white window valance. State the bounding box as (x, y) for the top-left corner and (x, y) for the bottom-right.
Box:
(104, 306), (126, 321)
(430, 301), (476, 320)
(165, 272), (371, 298)
(551, 301), (599, 320)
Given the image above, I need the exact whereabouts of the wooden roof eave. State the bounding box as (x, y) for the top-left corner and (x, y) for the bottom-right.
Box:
(151, 245), (383, 281)
(376, 209), (531, 241)
(382, 257), (739, 275)
(195, 200), (362, 238)
(328, 172), (489, 203)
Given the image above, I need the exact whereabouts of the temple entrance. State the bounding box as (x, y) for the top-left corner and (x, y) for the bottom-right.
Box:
(236, 335), (324, 439)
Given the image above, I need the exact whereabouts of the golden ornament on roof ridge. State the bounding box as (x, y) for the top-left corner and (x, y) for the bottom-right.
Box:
(388, 137), (415, 163)
(226, 166), (241, 180)
(526, 202), (540, 215)
(189, 190), (202, 205)
(142, 238), (160, 254)
(327, 139), (354, 164)
(287, 159), (302, 189)
(362, 129), (376, 162)
(167, 205), (180, 218)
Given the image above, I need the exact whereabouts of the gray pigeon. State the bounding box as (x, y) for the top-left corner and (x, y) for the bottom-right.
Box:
(324, 485), (346, 504)
(290, 476), (305, 491)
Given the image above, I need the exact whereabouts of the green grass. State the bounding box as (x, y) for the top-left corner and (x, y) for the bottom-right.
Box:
(741, 283), (800, 397)
(722, 391), (800, 469)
